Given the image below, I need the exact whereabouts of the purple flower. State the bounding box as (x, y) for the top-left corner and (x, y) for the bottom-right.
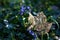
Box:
(19, 5), (31, 15)
(20, 11), (24, 15)
(29, 30), (35, 35)
(27, 6), (30, 10)
(27, 30), (37, 39)
(21, 5), (26, 10)
(27, 30), (33, 35)
(20, 6), (26, 15)
(26, 6), (31, 12)
(21, 9), (25, 12)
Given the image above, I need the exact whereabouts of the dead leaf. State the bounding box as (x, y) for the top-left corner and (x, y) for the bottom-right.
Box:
(28, 12), (52, 33)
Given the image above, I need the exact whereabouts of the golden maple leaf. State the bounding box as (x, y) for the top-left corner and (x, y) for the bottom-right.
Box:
(28, 12), (52, 33)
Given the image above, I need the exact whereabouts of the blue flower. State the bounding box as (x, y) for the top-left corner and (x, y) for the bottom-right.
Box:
(20, 5), (26, 15)
(22, 6), (26, 9)
(26, 6), (31, 12)
(20, 9), (24, 15)
(27, 30), (34, 35)
(27, 6), (30, 10)
(20, 5), (31, 15)
(20, 11), (24, 15)
(27, 30), (37, 39)
(21, 9), (25, 12)
(21, 5), (26, 10)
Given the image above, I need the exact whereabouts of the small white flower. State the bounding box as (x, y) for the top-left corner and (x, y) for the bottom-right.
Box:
(16, 16), (18, 18)
(50, 16), (53, 17)
(23, 18), (25, 20)
(5, 24), (13, 29)
(55, 36), (59, 40)
(10, 12), (12, 14)
(2, 8), (5, 11)
(58, 38), (60, 40)
(4, 19), (8, 22)
(22, 0), (25, 3)
(6, 24), (9, 28)
(53, 28), (55, 30)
